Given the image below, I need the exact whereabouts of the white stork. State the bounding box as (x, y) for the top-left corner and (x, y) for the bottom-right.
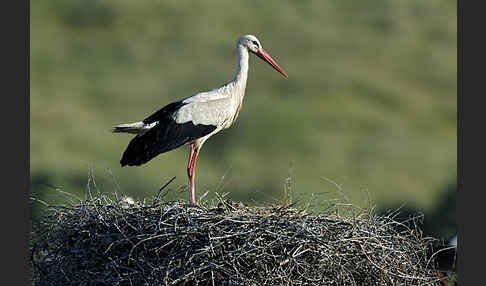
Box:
(113, 35), (288, 204)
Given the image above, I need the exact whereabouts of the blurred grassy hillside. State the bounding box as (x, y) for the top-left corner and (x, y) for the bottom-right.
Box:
(30, 0), (456, 219)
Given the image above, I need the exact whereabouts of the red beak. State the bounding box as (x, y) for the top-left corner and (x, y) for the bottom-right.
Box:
(255, 48), (288, 78)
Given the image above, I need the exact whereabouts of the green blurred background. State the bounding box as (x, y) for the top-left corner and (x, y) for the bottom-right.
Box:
(30, 1), (456, 240)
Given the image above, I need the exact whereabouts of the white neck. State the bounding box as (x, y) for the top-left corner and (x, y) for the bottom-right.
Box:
(230, 43), (249, 98)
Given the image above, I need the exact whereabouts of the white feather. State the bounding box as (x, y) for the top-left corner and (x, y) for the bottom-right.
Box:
(112, 121), (157, 135)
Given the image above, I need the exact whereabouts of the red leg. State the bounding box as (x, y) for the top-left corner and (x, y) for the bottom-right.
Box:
(187, 143), (195, 178)
(187, 144), (199, 204)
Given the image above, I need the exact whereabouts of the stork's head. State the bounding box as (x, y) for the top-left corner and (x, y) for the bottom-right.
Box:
(239, 35), (288, 78)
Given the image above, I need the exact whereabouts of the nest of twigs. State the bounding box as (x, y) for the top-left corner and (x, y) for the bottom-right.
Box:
(30, 192), (443, 285)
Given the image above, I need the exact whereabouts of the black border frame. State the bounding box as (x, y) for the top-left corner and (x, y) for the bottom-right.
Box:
(457, 0), (486, 285)
(4, 0), (30, 284)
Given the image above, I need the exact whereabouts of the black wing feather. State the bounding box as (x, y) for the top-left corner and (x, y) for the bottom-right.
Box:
(143, 101), (186, 124)
(120, 102), (217, 167)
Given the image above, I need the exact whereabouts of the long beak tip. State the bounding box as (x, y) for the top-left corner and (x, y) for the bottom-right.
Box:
(256, 48), (288, 79)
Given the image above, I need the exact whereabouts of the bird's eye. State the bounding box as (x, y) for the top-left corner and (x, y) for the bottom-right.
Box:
(251, 40), (259, 47)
